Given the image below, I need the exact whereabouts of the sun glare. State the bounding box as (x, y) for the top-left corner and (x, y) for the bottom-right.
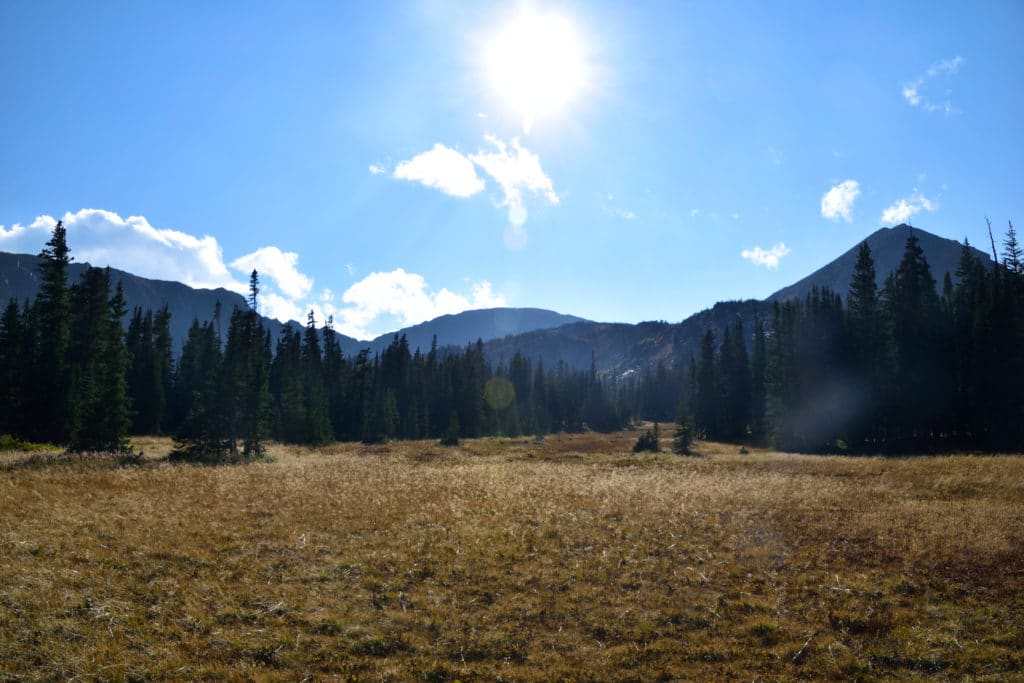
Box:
(485, 9), (587, 133)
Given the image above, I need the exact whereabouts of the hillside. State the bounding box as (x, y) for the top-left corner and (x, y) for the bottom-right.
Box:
(767, 223), (992, 303)
(0, 252), (583, 357)
(0, 251), (341, 354)
(483, 301), (765, 376)
(488, 224), (990, 375)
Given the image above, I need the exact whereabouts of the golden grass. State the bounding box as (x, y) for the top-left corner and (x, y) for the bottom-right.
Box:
(1, 427), (1022, 680)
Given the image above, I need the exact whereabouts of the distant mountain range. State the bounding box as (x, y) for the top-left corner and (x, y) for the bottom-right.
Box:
(0, 251), (582, 356)
(0, 223), (991, 375)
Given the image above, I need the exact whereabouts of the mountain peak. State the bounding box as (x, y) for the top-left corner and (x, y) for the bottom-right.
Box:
(767, 224), (991, 304)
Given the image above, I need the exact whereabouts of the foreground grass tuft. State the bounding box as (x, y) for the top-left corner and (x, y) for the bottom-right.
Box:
(1, 430), (1021, 679)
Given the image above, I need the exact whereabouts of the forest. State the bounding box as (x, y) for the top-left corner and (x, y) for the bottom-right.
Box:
(1, 221), (1022, 459)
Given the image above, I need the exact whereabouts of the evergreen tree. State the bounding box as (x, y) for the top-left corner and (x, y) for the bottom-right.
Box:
(270, 327), (306, 442)
(883, 231), (945, 447)
(1003, 221), (1022, 276)
(0, 299), (25, 436)
(694, 330), (719, 439)
(30, 221), (72, 443)
(719, 321), (750, 441)
(218, 270), (270, 456)
(66, 269), (130, 452)
(322, 316), (348, 439)
(749, 318), (768, 443)
(171, 316), (226, 461)
(301, 310), (333, 444)
(846, 241), (884, 448)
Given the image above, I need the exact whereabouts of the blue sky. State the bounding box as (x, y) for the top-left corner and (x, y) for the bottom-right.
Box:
(2, 1), (1022, 340)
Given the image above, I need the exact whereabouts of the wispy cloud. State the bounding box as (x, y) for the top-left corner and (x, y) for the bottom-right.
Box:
(881, 189), (938, 225)
(469, 135), (558, 226)
(903, 56), (965, 114)
(821, 180), (860, 223)
(378, 135), (558, 249)
(741, 243), (791, 269)
(393, 143), (485, 198)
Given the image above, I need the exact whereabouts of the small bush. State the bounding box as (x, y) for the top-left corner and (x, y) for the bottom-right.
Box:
(672, 418), (695, 455)
(633, 425), (660, 453)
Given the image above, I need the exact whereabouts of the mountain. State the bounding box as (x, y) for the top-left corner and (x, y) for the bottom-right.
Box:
(486, 224), (994, 376)
(0, 252), (583, 357)
(767, 223), (992, 303)
(0, 251), (364, 354)
(363, 307), (584, 355)
(483, 300), (764, 376)
(0, 224), (990, 375)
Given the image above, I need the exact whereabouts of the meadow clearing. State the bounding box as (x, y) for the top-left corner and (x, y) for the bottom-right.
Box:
(1, 430), (1022, 680)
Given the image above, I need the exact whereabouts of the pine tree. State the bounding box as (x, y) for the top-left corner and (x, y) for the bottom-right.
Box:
(225, 270), (271, 458)
(31, 221), (72, 443)
(883, 231), (945, 447)
(322, 316), (348, 439)
(694, 329), (719, 439)
(301, 310), (332, 444)
(66, 269), (130, 452)
(749, 317), (768, 443)
(171, 315), (226, 461)
(0, 299), (24, 436)
(270, 327), (306, 442)
(1003, 221), (1022, 276)
(847, 241), (884, 449)
(672, 412), (695, 455)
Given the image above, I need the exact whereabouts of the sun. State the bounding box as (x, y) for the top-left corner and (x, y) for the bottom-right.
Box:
(485, 9), (587, 133)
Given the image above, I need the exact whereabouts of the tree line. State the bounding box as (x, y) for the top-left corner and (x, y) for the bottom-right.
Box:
(0, 222), (627, 459)
(2, 221), (1021, 458)
(625, 222), (1024, 453)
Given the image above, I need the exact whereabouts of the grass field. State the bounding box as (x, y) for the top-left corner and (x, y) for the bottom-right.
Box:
(1, 429), (1022, 680)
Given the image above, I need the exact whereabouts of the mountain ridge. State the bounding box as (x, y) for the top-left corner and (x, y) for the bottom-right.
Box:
(0, 251), (584, 356)
(0, 223), (989, 374)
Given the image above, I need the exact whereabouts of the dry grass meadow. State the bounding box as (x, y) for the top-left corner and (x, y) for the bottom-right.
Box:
(1, 428), (1022, 680)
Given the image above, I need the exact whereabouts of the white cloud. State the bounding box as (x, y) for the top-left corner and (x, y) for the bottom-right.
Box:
(2, 207), (512, 340)
(335, 268), (507, 339)
(618, 209), (637, 221)
(902, 85), (921, 106)
(344, 263), (356, 276)
(821, 180), (860, 222)
(0, 208), (244, 292)
(881, 189), (938, 224)
(230, 246), (313, 301)
(469, 135), (558, 227)
(393, 143), (485, 198)
(368, 163), (387, 175)
(260, 291), (306, 324)
(741, 243), (791, 269)
(903, 56), (965, 114)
